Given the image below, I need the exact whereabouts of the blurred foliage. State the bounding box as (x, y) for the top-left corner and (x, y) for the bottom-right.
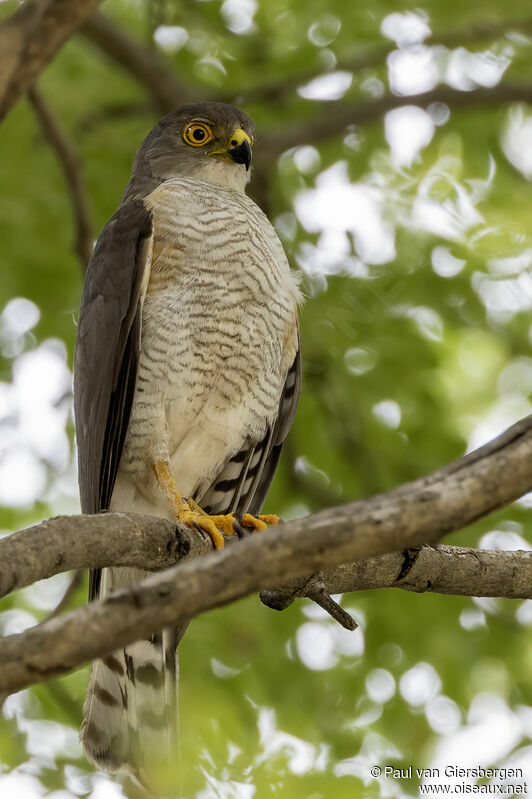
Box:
(1, 0), (532, 797)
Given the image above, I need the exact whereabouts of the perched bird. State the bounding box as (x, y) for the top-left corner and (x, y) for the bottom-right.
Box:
(74, 102), (301, 776)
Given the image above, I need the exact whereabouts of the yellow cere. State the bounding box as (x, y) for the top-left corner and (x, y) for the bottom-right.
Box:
(229, 128), (253, 147)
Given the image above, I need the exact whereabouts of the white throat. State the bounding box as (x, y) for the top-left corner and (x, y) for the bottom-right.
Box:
(191, 158), (251, 193)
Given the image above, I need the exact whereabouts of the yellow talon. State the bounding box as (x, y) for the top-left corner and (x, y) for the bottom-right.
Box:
(241, 513), (280, 531)
(151, 460), (279, 550)
(175, 508), (236, 549)
(258, 514), (280, 526)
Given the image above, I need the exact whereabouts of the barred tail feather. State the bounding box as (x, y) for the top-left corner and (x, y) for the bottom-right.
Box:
(81, 567), (178, 778)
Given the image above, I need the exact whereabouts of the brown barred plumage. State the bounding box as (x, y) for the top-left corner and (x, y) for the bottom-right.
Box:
(74, 102), (301, 778)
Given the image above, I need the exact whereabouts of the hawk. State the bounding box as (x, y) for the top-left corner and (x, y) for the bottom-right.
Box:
(74, 102), (301, 776)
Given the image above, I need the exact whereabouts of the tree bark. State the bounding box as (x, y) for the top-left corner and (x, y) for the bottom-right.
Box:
(28, 86), (93, 271)
(0, 0), (104, 121)
(0, 415), (531, 694)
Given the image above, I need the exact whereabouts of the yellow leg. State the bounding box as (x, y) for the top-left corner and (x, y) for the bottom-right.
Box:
(152, 461), (186, 517)
(152, 461), (279, 549)
(152, 461), (234, 549)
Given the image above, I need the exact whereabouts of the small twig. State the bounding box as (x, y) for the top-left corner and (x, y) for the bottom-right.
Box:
(260, 576), (358, 630)
(28, 85), (93, 272)
(45, 570), (83, 620)
(303, 575), (358, 630)
(80, 11), (202, 113)
(302, 593), (357, 630)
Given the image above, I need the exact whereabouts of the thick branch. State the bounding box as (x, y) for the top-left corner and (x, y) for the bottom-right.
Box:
(28, 86), (93, 271)
(257, 83), (532, 160)
(1, 416), (532, 693)
(80, 12), (200, 112)
(6, 514), (532, 604)
(5, 512), (530, 604)
(260, 545), (532, 614)
(0, 0), (103, 122)
(0, 1), (44, 104)
(244, 16), (532, 103)
(0, 512), (205, 599)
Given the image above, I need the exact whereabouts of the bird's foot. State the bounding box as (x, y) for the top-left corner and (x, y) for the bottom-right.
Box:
(151, 461), (279, 549)
(177, 504), (236, 550)
(179, 502), (279, 549)
(240, 513), (280, 531)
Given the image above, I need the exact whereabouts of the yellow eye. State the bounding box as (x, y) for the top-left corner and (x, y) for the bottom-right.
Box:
(183, 122), (214, 147)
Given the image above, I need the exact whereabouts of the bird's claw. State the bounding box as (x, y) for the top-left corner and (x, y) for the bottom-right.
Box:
(177, 505), (236, 549)
(177, 506), (280, 548)
(240, 513), (279, 531)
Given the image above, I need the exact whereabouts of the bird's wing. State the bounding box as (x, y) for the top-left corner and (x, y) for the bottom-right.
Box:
(73, 199), (153, 599)
(199, 323), (302, 517)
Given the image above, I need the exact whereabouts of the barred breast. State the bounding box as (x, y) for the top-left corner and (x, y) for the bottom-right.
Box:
(112, 176), (300, 517)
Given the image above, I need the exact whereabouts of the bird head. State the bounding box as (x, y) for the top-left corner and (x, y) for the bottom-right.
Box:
(129, 102), (256, 195)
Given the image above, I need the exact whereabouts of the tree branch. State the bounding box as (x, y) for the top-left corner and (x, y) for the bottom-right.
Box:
(0, 512), (203, 599)
(257, 82), (532, 160)
(28, 86), (93, 271)
(242, 16), (532, 104)
(1, 415), (532, 693)
(80, 11), (201, 113)
(0, 0), (104, 122)
(260, 545), (532, 615)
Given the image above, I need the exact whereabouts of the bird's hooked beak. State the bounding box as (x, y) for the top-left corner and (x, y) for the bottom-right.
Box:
(228, 128), (252, 171)
(207, 128), (252, 171)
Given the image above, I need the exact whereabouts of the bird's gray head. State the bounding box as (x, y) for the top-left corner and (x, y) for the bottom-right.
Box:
(124, 102), (255, 200)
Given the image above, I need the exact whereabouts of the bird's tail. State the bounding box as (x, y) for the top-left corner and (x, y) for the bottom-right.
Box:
(81, 567), (179, 780)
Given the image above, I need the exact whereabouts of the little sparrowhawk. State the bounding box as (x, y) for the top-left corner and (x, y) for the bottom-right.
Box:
(74, 102), (301, 776)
